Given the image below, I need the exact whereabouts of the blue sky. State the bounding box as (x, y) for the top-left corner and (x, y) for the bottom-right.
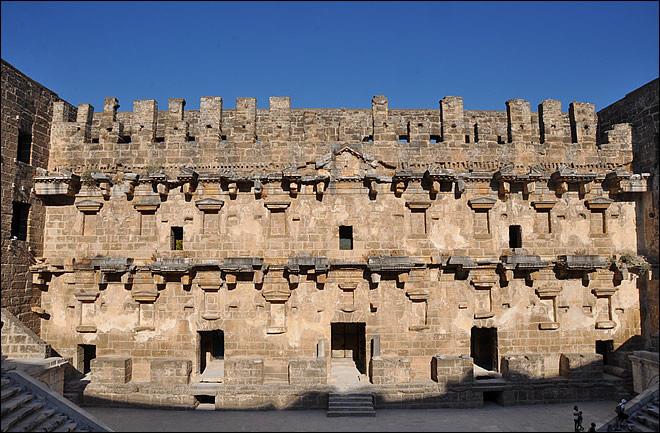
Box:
(1, 1), (658, 112)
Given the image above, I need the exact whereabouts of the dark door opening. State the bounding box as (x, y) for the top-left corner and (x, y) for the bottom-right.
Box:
(78, 344), (96, 375)
(199, 330), (224, 373)
(471, 327), (498, 372)
(331, 322), (366, 373)
(596, 340), (614, 365)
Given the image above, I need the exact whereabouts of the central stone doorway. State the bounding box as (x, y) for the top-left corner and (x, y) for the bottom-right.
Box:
(331, 322), (366, 374)
(198, 329), (224, 382)
(471, 326), (499, 377)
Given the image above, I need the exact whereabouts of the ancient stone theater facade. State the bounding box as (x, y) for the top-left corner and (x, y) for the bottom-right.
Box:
(4, 58), (657, 408)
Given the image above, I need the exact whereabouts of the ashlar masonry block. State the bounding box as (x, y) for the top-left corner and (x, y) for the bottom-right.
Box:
(91, 356), (132, 384)
(369, 356), (411, 385)
(288, 357), (327, 386)
(150, 358), (192, 385)
(431, 354), (473, 384)
(224, 357), (264, 385)
(559, 353), (603, 380)
(501, 354), (545, 380)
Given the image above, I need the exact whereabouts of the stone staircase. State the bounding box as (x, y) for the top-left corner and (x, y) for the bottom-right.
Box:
(1, 369), (111, 432)
(327, 392), (375, 417)
(601, 385), (659, 432)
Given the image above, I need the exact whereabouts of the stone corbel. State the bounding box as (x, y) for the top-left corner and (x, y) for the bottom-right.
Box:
(31, 269), (48, 290)
(156, 183), (169, 197)
(152, 273), (166, 288)
(227, 182), (238, 197)
(315, 180), (325, 196)
(579, 181), (592, 195)
(499, 181), (510, 196)
(122, 173), (139, 198)
(224, 272), (237, 285)
(524, 181), (536, 195)
(370, 272), (381, 286)
(393, 169), (412, 197)
(253, 179), (265, 198)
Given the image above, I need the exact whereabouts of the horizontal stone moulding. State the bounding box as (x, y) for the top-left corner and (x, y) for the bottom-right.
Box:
(538, 322), (560, 330)
(596, 320), (616, 329)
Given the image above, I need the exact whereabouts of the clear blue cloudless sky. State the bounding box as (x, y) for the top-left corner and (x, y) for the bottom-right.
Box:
(1, 1), (658, 112)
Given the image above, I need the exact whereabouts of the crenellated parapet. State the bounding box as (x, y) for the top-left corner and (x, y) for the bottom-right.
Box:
(47, 95), (635, 175)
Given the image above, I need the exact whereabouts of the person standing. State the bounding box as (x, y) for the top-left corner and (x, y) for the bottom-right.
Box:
(577, 411), (585, 431)
(574, 405), (580, 432)
(616, 399), (629, 429)
(588, 422), (597, 432)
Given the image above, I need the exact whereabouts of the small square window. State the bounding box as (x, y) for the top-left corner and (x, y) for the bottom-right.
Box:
(339, 225), (353, 250)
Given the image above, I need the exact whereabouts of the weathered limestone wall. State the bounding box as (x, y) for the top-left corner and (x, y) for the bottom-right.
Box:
(47, 95), (632, 175)
(0, 59), (76, 334)
(32, 91), (647, 384)
(597, 78), (659, 352)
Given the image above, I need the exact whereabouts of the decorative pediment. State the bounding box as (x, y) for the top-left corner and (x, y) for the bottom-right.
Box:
(195, 198), (224, 212)
(586, 197), (613, 210)
(468, 196), (497, 210)
(75, 200), (103, 213)
(315, 144), (379, 177)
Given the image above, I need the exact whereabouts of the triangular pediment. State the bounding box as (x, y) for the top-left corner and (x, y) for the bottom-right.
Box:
(315, 144), (380, 177)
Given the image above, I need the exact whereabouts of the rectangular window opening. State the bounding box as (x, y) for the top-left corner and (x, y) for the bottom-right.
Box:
(509, 225), (522, 249)
(221, 136), (227, 142)
(339, 225), (353, 250)
(17, 130), (32, 164)
(465, 135), (470, 143)
(430, 135), (441, 143)
(398, 135), (410, 143)
(155, 137), (165, 143)
(11, 202), (30, 241)
(171, 226), (183, 250)
(188, 136), (196, 142)
(497, 135), (504, 144)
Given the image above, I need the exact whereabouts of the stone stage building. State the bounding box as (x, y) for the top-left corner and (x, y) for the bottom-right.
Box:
(2, 58), (658, 409)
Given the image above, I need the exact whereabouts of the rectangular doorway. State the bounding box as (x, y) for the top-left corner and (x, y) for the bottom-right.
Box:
(596, 340), (613, 365)
(331, 322), (366, 373)
(77, 344), (96, 375)
(471, 327), (498, 372)
(198, 330), (224, 374)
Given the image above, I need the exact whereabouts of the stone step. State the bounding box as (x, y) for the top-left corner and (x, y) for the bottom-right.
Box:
(327, 392), (375, 417)
(0, 392), (34, 416)
(53, 421), (79, 432)
(1, 385), (21, 402)
(327, 409), (376, 417)
(10, 407), (56, 432)
(634, 412), (659, 430)
(35, 414), (69, 432)
(0, 400), (44, 432)
(645, 404), (658, 418)
(1, 377), (11, 388)
(625, 419), (655, 432)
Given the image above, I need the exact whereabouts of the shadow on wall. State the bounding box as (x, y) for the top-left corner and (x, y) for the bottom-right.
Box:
(74, 338), (643, 412)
